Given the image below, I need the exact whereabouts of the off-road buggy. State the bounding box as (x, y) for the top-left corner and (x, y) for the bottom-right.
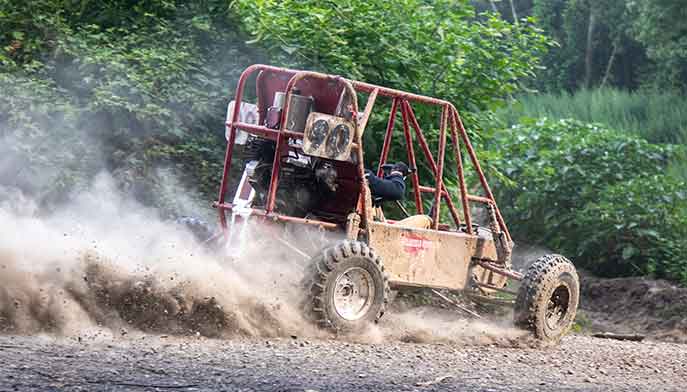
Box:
(212, 64), (579, 342)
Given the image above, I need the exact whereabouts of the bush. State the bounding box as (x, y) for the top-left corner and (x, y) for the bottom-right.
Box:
(493, 118), (687, 284)
(577, 176), (687, 283)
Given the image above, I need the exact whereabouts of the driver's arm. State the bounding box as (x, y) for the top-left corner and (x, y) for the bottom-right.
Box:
(366, 170), (405, 202)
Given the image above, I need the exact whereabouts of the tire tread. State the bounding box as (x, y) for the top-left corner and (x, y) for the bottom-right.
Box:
(515, 254), (579, 342)
(301, 240), (390, 331)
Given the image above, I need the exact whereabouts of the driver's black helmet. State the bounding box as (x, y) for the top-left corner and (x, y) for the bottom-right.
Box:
(392, 162), (410, 177)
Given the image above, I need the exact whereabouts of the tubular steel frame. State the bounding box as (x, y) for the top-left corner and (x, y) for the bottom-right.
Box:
(215, 64), (511, 243)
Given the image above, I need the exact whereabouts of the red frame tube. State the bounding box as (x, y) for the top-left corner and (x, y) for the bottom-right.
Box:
(377, 98), (399, 176)
(449, 108), (473, 233)
(403, 101), (461, 227)
(432, 105), (447, 229)
(450, 106), (511, 241)
(400, 101), (423, 214)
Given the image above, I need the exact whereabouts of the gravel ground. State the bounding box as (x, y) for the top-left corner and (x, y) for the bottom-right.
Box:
(1, 333), (685, 392)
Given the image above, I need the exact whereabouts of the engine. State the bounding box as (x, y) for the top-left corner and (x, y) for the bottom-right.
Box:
(242, 135), (338, 217)
(231, 87), (356, 219)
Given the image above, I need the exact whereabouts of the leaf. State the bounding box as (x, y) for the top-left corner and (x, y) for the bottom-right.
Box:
(622, 246), (638, 260)
(637, 229), (660, 239)
(281, 45), (298, 55)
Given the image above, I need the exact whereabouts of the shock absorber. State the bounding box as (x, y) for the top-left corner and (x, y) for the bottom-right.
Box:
(487, 203), (513, 266)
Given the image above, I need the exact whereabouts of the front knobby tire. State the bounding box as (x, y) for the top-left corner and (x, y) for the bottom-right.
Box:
(515, 254), (580, 342)
(302, 240), (390, 332)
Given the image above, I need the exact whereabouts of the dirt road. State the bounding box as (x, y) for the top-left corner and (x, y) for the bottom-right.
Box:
(1, 212), (685, 391)
(1, 333), (684, 392)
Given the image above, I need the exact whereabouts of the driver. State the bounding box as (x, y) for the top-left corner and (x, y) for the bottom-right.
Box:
(364, 162), (410, 205)
(365, 162), (431, 229)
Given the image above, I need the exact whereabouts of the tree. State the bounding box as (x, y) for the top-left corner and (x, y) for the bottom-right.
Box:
(533, 0), (647, 91)
(232, 0), (550, 127)
(472, 0), (534, 24)
(627, 0), (687, 91)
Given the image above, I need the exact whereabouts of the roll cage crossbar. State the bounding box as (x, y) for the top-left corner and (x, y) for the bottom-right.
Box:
(214, 64), (510, 242)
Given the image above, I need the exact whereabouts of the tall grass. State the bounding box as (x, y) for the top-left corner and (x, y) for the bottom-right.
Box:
(668, 151), (687, 182)
(497, 88), (687, 144)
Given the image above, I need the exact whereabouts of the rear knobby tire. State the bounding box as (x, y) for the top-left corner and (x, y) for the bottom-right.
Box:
(515, 254), (579, 342)
(302, 240), (390, 332)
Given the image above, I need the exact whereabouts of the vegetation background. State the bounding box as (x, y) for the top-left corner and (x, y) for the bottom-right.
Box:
(1, 0), (685, 284)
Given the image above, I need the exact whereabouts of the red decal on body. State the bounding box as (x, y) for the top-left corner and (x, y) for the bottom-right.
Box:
(401, 232), (432, 256)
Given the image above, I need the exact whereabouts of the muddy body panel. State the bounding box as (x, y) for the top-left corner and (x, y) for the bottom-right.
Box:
(368, 222), (500, 291)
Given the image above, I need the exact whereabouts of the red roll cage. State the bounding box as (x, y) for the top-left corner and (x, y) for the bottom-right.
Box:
(214, 64), (510, 242)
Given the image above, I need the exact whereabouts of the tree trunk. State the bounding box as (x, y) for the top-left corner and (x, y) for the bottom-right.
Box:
(601, 43), (618, 88)
(508, 0), (519, 25)
(489, 1), (498, 13)
(584, 8), (596, 88)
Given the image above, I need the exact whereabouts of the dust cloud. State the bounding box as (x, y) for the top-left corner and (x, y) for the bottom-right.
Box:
(0, 175), (525, 346)
(0, 174), (321, 340)
(356, 305), (529, 347)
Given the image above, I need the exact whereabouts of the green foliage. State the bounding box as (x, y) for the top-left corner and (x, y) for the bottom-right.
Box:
(232, 0), (551, 126)
(576, 175), (687, 284)
(572, 312), (592, 334)
(667, 150), (687, 183)
(2, 0), (551, 214)
(476, 0), (687, 93)
(627, 0), (687, 92)
(527, 0), (687, 92)
(532, 0), (648, 91)
(493, 118), (687, 284)
(2, 1), (248, 134)
(0, 0), (256, 208)
(496, 88), (687, 144)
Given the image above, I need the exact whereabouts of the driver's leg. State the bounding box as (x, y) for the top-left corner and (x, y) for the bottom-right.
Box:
(397, 215), (431, 229)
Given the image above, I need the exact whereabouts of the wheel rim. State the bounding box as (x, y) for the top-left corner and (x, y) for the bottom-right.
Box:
(545, 284), (571, 331)
(333, 267), (375, 321)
